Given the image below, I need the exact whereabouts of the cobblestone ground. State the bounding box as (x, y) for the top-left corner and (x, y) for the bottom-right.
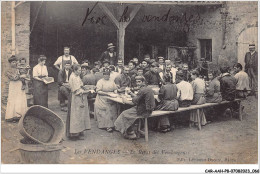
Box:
(1, 83), (258, 164)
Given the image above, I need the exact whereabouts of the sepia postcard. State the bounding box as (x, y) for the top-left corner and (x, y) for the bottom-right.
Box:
(1, 1), (259, 172)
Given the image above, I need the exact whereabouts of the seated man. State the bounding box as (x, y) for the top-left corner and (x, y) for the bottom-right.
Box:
(132, 57), (140, 68)
(128, 60), (137, 77)
(58, 61), (72, 112)
(141, 60), (150, 74)
(114, 76), (155, 140)
(219, 66), (236, 101)
(115, 59), (124, 74)
(158, 56), (165, 72)
(180, 63), (191, 82)
(159, 64), (173, 84)
(99, 59), (110, 72)
(233, 63), (250, 98)
(114, 66), (131, 93)
(219, 66), (237, 117)
(144, 62), (163, 86)
(131, 67), (144, 89)
(144, 54), (151, 64)
(165, 60), (178, 83)
(176, 71), (194, 107)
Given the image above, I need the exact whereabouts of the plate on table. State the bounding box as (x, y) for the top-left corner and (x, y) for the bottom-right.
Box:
(83, 85), (96, 90)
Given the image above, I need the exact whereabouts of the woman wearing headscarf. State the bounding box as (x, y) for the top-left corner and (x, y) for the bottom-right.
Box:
(5, 55), (27, 122)
(32, 55), (49, 107)
(94, 69), (118, 132)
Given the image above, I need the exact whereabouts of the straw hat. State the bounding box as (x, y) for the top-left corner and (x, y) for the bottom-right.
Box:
(107, 43), (115, 50)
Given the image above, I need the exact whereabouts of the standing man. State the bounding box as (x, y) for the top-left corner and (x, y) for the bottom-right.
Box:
(244, 43), (258, 96)
(54, 47), (78, 71)
(100, 43), (117, 65)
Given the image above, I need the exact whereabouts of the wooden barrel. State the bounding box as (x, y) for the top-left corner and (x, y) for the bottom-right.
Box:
(19, 142), (63, 164)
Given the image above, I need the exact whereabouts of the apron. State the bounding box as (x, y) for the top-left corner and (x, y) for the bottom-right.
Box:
(62, 56), (72, 70)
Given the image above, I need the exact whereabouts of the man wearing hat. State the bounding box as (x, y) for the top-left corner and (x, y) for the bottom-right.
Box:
(244, 43), (258, 96)
(57, 61), (72, 112)
(54, 47), (78, 71)
(100, 43), (117, 65)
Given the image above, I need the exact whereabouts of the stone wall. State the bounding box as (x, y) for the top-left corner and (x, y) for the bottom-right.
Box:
(187, 1), (258, 70)
(1, 2), (30, 111)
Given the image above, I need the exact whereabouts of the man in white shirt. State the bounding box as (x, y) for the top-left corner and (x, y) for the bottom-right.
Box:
(158, 56), (165, 72)
(176, 71), (194, 107)
(54, 47), (78, 71)
(165, 60), (178, 83)
(234, 63), (250, 98)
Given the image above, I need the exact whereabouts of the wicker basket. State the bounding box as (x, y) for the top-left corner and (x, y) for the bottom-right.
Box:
(19, 141), (63, 164)
(18, 105), (65, 145)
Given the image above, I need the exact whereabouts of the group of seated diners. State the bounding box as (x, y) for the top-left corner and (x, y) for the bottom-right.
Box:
(57, 55), (251, 140)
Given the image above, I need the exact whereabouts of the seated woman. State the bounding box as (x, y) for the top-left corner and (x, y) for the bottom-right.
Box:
(66, 64), (91, 140)
(156, 74), (179, 133)
(190, 70), (207, 126)
(5, 55), (27, 122)
(94, 69), (118, 132)
(206, 70), (222, 103)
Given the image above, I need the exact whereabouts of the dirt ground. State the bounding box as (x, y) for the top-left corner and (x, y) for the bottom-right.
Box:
(1, 83), (258, 164)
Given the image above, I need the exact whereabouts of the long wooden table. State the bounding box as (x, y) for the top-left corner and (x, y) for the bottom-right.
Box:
(105, 95), (242, 142)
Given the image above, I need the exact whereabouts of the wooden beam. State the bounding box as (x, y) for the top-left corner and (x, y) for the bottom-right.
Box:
(98, 3), (119, 29)
(14, 1), (26, 9)
(11, 1), (16, 55)
(126, 5), (141, 28)
(117, 23), (125, 61)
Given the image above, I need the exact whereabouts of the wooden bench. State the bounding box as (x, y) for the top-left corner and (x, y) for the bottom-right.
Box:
(105, 95), (242, 142)
(140, 99), (242, 141)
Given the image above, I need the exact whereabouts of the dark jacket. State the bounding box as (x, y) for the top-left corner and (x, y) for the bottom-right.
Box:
(245, 51), (258, 75)
(132, 86), (155, 117)
(144, 71), (162, 86)
(58, 69), (72, 86)
(219, 73), (236, 101)
(100, 51), (117, 65)
(114, 73), (131, 92)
